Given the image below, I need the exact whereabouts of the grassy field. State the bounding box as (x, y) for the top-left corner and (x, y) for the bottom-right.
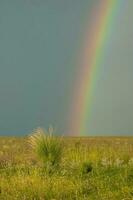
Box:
(0, 135), (133, 200)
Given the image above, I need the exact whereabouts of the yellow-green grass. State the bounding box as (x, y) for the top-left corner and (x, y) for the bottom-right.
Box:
(0, 136), (133, 200)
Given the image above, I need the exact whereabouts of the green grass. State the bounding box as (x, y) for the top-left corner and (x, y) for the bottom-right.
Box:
(29, 128), (63, 172)
(0, 136), (133, 199)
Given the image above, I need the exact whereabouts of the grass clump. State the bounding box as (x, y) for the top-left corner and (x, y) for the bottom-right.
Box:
(29, 127), (63, 171)
(81, 161), (93, 175)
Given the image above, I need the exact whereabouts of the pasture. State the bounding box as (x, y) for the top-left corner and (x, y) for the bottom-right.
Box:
(0, 135), (133, 200)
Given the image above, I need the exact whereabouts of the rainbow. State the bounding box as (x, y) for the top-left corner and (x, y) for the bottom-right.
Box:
(68, 0), (121, 136)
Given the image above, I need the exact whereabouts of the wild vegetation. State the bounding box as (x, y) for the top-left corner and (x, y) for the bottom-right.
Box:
(0, 129), (133, 200)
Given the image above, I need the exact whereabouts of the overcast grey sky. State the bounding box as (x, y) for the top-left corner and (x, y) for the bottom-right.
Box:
(0, 0), (132, 135)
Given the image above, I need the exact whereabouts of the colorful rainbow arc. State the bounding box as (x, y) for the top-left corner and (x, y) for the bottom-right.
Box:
(68, 0), (121, 136)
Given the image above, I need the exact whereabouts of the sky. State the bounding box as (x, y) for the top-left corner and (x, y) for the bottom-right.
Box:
(0, 0), (133, 136)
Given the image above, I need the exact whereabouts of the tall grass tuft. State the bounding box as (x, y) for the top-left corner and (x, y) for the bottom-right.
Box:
(29, 127), (63, 171)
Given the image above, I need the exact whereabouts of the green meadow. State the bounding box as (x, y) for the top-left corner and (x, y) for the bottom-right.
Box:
(0, 130), (133, 200)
